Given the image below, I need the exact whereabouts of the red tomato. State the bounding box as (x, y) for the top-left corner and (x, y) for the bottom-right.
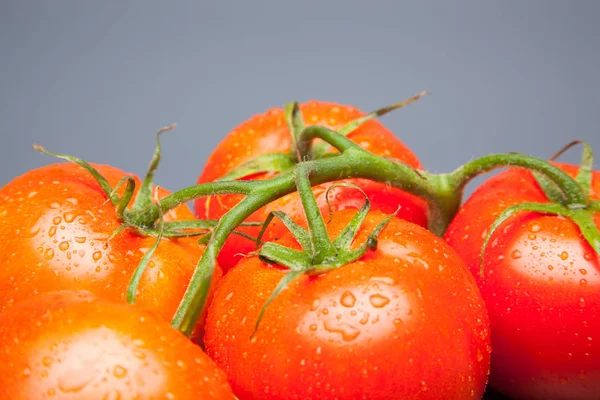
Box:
(0, 290), (235, 399)
(204, 210), (491, 399)
(445, 164), (600, 399)
(0, 162), (221, 338)
(195, 101), (427, 272)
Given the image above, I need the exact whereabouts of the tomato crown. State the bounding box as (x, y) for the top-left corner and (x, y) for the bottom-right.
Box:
(479, 141), (600, 276)
(251, 179), (397, 337)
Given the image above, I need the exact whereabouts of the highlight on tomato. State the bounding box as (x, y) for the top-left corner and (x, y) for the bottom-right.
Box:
(195, 96), (429, 272)
(445, 143), (600, 400)
(0, 290), (235, 399)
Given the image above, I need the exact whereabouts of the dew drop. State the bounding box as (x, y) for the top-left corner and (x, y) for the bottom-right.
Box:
(63, 212), (76, 223)
(579, 298), (586, 308)
(369, 294), (390, 308)
(44, 248), (55, 260)
(48, 226), (57, 237)
(42, 356), (53, 367)
(74, 236), (86, 244)
(340, 291), (356, 308)
(530, 224), (541, 232)
(370, 276), (395, 285)
(58, 241), (70, 252)
(52, 216), (62, 225)
(103, 390), (122, 400)
(579, 269), (588, 275)
(57, 371), (93, 393)
(584, 253), (593, 261)
(547, 265), (554, 271)
(305, 298), (319, 312)
(580, 279), (588, 287)
(560, 377), (568, 385)
(323, 321), (361, 342)
(511, 250), (522, 259)
(92, 251), (102, 261)
(113, 365), (127, 378)
(476, 349), (483, 362)
(359, 312), (370, 325)
(560, 251), (569, 261)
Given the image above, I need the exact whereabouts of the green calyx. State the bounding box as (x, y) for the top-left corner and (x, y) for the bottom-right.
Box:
(480, 141), (599, 277)
(251, 180), (397, 337)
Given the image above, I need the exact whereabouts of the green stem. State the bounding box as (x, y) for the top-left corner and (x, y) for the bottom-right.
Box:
(295, 164), (337, 263)
(297, 125), (362, 160)
(448, 153), (587, 206)
(116, 177), (136, 219)
(129, 180), (259, 227)
(133, 125), (175, 211)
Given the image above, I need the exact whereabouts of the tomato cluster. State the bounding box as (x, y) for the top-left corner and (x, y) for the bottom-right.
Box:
(0, 99), (597, 399)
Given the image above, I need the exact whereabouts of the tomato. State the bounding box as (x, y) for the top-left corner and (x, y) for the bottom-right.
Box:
(444, 164), (600, 399)
(195, 101), (427, 272)
(204, 210), (491, 399)
(0, 162), (221, 338)
(0, 290), (235, 399)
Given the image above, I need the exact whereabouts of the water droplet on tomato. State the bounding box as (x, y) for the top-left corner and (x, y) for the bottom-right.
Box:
(579, 298), (586, 308)
(359, 312), (370, 325)
(560, 251), (569, 261)
(57, 370), (93, 393)
(584, 253), (593, 261)
(340, 291), (356, 308)
(530, 224), (541, 232)
(52, 216), (62, 225)
(92, 251), (102, 261)
(309, 299), (320, 311)
(421, 381), (428, 392)
(74, 236), (86, 244)
(580, 279), (588, 287)
(370, 276), (395, 285)
(113, 365), (127, 378)
(548, 265), (554, 271)
(42, 356), (53, 367)
(476, 349), (483, 362)
(511, 250), (522, 259)
(48, 226), (57, 237)
(579, 269), (588, 275)
(528, 234), (537, 240)
(323, 320), (361, 342)
(103, 390), (122, 400)
(58, 241), (70, 252)
(44, 248), (54, 260)
(369, 294), (390, 308)
(63, 212), (76, 223)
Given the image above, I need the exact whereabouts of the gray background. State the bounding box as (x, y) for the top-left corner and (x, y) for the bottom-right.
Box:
(1, 1), (599, 194)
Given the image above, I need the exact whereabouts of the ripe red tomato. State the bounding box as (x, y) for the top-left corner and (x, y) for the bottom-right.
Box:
(204, 210), (491, 399)
(0, 290), (235, 399)
(0, 162), (221, 337)
(195, 101), (427, 272)
(445, 164), (600, 399)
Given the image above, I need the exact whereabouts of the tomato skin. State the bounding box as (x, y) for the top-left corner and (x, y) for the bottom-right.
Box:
(204, 210), (491, 399)
(195, 101), (427, 272)
(0, 163), (221, 338)
(444, 164), (600, 399)
(0, 290), (235, 399)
